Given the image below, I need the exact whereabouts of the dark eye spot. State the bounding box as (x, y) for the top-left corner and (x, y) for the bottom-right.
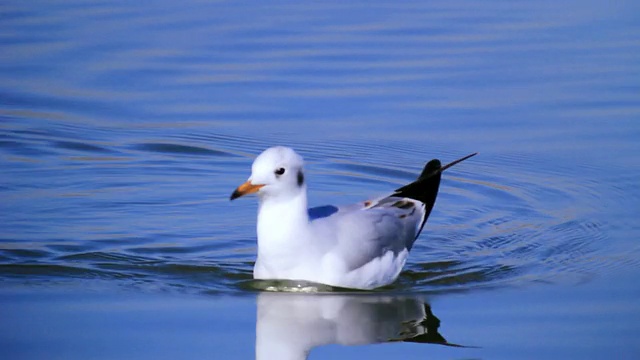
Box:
(297, 170), (304, 186)
(275, 167), (285, 175)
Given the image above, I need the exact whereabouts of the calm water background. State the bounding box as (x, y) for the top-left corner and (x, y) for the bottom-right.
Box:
(1, 0), (639, 359)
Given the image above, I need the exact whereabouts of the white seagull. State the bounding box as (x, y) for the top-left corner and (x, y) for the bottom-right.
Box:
(230, 146), (476, 290)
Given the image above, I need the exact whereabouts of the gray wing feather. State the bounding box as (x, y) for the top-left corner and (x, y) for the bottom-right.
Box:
(310, 197), (425, 271)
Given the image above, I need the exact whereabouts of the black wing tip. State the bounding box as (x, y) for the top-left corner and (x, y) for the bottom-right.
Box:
(418, 152), (477, 179)
(441, 152), (478, 172)
(419, 159), (442, 178)
(393, 151), (478, 201)
(397, 152), (477, 238)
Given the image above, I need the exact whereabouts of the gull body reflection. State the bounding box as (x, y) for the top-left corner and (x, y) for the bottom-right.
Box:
(256, 291), (458, 360)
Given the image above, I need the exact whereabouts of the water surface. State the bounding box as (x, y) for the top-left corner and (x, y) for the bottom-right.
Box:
(1, 0), (639, 358)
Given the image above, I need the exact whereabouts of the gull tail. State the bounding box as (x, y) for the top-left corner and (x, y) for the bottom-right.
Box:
(393, 152), (477, 238)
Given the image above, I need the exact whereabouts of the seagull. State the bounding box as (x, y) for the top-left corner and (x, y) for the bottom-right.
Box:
(230, 146), (476, 290)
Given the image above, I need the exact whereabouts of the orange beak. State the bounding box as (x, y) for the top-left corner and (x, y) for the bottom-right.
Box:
(230, 181), (264, 200)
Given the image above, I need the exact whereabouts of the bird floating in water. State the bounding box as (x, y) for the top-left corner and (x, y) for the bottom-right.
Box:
(230, 146), (476, 290)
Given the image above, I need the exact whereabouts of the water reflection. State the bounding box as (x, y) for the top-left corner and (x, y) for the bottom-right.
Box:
(256, 292), (461, 360)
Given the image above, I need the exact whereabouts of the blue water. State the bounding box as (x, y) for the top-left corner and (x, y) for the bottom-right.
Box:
(1, 0), (640, 358)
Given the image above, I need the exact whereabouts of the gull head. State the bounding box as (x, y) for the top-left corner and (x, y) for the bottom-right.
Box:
(230, 146), (306, 201)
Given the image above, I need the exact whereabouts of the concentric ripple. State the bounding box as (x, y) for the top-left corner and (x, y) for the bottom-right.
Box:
(1, 126), (626, 295)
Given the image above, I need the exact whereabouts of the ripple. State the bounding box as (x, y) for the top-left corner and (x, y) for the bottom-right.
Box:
(0, 248), (54, 262)
(132, 142), (237, 157)
(398, 175), (612, 290)
(52, 140), (113, 153)
(2, 251), (254, 294)
(0, 137), (54, 157)
(0, 263), (137, 280)
(56, 251), (155, 264)
(0, 131), (625, 295)
(0, 0), (638, 301)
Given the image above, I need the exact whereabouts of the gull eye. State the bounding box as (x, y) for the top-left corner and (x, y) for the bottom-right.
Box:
(274, 167), (285, 175)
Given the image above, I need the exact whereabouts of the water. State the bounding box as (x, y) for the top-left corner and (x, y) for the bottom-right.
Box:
(1, 0), (639, 358)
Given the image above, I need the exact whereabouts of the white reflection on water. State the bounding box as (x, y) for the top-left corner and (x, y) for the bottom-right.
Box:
(256, 292), (462, 360)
